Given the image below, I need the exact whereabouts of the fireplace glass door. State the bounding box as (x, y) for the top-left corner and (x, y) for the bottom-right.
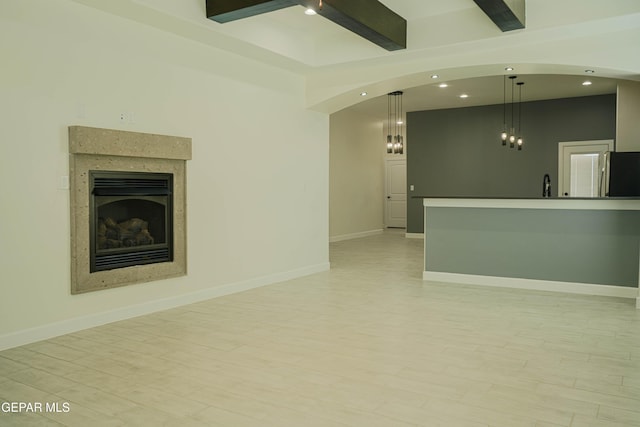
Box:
(90, 171), (173, 272)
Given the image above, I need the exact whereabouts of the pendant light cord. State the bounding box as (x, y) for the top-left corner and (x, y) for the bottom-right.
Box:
(511, 78), (514, 132)
(388, 94), (391, 139)
(400, 92), (403, 141)
(503, 75), (506, 127)
(518, 82), (524, 136)
(393, 94), (397, 152)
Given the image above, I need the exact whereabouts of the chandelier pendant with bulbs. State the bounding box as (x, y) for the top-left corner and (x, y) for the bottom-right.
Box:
(501, 75), (525, 151)
(387, 91), (404, 155)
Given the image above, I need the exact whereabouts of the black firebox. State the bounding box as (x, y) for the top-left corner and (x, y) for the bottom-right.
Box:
(89, 171), (173, 272)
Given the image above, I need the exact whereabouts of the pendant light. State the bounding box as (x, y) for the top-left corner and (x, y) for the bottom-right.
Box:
(387, 91), (404, 155)
(500, 75), (525, 151)
(500, 75), (507, 145)
(517, 81), (524, 150)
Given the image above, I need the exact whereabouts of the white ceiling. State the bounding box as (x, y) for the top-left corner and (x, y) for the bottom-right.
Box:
(347, 74), (619, 122)
(210, 0), (497, 68)
(71, 0), (640, 118)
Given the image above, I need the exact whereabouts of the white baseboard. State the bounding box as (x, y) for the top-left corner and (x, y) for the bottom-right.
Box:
(0, 262), (330, 351)
(423, 271), (638, 300)
(330, 229), (383, 243)
(405, 233), (424, 239)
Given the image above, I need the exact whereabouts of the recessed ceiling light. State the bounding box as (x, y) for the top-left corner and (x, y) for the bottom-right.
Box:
(460, 94), (469, 99)
(360, 92), (368, 96)
(304, 8), (317, 15)
(439, 83), (448, 88)
(585, 69), (595, 74)
(431, 75), (439, 79)
(505, 66), (514, 71)
(582, 81), (593, 86)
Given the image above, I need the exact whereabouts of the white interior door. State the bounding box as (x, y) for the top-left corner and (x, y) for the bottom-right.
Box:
(385, 159), (406, 228)
(558, 140), (614, 197)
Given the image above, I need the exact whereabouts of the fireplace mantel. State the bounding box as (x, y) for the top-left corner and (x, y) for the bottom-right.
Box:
(69, 126), (191, 294)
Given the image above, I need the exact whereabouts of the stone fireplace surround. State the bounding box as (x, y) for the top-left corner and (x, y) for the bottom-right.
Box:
(69, 126), (191, 294)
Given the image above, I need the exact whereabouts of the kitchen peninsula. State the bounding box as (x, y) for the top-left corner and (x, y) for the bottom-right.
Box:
(422, 198), (640, 308)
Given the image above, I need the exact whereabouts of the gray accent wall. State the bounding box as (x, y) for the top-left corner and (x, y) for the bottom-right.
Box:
(407, 94), (616, 233)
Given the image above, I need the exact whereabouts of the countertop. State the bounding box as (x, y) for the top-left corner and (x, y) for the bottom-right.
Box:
(413, 196), (640, 200)
(420, 197), (640, 210)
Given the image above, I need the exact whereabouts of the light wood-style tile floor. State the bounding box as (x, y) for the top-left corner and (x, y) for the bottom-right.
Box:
(1, 230), (640, 426)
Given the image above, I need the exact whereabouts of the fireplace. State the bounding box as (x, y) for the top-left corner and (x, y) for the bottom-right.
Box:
(69, 126), (191, 294)
(90, 171), (173, 272)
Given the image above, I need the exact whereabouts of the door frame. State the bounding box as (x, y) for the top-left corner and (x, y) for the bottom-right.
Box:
(558, 139), (614, 197)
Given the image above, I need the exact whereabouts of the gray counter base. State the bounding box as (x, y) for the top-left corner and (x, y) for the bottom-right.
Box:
(422, 199), (640, 309)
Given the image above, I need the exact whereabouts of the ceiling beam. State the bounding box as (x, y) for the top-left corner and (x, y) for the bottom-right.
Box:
(300, 0), (406, 51)
(206, 0), (297, 24)
(473, 0), (525, 32)
(206, 0), (407, 51)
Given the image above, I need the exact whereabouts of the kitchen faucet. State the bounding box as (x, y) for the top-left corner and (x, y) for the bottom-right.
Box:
(543, 174), (551, 198)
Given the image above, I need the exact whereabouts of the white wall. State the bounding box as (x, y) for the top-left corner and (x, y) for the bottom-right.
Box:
(329, 109), (384, 240)
(0, 0), (329, 348)
(617, 81), (640, 151)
